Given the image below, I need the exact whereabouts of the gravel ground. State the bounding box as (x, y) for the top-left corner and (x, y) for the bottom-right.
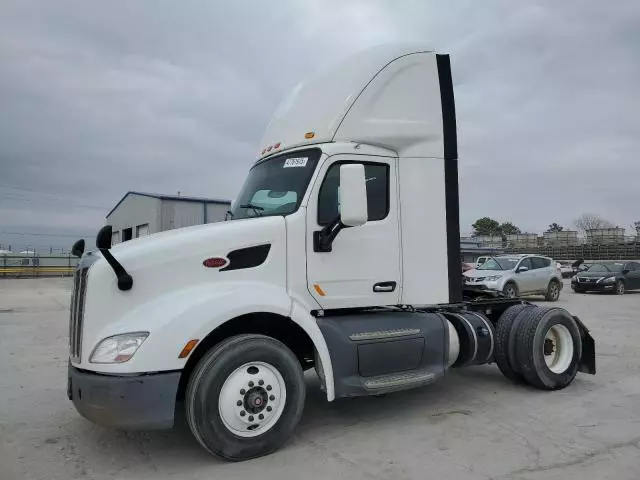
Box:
(1, 277), (639, 480)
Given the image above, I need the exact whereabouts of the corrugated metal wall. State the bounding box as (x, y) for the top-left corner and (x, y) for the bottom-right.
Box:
(206, 203), (228, 223)
(107, 194), (160, 241)
(161, 200), (204, 230)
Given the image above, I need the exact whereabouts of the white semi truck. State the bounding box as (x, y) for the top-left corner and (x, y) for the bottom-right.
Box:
(67, 44), (595, 461)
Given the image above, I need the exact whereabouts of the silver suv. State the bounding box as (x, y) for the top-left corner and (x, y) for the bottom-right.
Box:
(463, 254), (563, 301)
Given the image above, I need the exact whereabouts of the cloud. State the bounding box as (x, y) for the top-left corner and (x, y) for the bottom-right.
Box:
(1, 0), (639, 251)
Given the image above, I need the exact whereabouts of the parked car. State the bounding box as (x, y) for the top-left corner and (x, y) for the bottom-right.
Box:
(463, 254), (563, 300)
(557, 262), (575, 278)
(475, 256), (490, 268)
(461, 262), (475, 273)
(571, 260), (640, 295)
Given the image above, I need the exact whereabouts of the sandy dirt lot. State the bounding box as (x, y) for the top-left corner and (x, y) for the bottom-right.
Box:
(1, 277), (639, 480)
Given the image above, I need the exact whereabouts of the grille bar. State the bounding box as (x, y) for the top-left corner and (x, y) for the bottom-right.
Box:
(69, 267), (88, 362)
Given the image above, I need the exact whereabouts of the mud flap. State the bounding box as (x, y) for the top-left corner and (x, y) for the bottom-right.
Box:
(573, 315), (596, 375)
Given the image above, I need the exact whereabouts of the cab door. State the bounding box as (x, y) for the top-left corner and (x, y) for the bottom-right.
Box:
(305, 154), (401, 309)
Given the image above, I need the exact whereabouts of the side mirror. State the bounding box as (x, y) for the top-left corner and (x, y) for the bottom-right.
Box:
(338, 164), (368, 227)
(71, 239), (85, 258)
(96, 225), (113, 250)
(517, 266), (529, 273)
(622, 269), (630, 275)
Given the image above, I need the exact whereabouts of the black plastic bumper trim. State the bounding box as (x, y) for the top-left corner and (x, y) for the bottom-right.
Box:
(67, 363), (181, 430)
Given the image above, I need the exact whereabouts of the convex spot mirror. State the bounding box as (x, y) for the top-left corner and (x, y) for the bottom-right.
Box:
(339, 164), (368, 227)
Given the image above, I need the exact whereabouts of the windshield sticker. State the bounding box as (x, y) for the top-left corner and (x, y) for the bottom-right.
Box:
(283, 157), (308, 168)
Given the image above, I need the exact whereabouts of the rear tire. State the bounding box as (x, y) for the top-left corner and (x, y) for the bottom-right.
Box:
(494, 304), (534, 383)
(545, 279), (561, 301)
(185, 334), (305, 461)
(503, 282), (519, 299)
(514, 307), (582, 390)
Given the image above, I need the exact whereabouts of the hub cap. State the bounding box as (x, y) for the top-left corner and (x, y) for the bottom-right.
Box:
(218, 362), (286, 438)
(543, 324), (573, 374)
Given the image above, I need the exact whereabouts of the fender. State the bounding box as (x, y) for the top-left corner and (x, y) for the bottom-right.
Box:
(86, 281), (336, 400)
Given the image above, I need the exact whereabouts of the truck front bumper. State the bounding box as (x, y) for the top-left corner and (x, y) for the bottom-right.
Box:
(67, 363), (181, 430)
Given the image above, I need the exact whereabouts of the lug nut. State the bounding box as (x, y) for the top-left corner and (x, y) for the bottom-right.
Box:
(269, 395), (275, 401)
(248, 381), (254, 387)
(248, 416), (254, 422)
(240, 389), (246, 395)
(266, 385), (272, 391)
(258, 380), (264, 386)
(240, 411), (246, 417)
(237, 400), (242, 406)
(266, 406), (272, 412)
(259, 414), (264, 420)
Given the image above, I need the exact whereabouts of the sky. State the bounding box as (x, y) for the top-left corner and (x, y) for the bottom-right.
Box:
(1, 0), (639, 251)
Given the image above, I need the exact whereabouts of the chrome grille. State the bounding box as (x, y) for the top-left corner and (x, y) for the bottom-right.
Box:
(69, 267), (88, 362)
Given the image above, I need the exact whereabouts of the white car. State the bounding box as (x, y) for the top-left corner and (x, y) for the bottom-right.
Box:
(464, 254), (563, 300)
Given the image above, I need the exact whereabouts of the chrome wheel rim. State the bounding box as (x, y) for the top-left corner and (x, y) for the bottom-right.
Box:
(218, 361), (286, 438)
(549, 283), (559, 300)
(505, 286), (516, 298)
(543, 324), (573, 373)
(617, 282), (625, 294)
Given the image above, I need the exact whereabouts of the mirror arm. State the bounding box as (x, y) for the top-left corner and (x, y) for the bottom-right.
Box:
(99, 248), (133, 291)
(313, 215), (345, 252)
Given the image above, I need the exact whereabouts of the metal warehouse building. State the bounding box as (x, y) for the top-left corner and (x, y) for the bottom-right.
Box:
(106, 191), (231, 244)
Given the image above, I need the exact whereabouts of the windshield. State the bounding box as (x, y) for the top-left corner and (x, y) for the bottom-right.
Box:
(586, 263), (624, 273)
(230, 148), (321, 220)
(477, 257), (519, 271)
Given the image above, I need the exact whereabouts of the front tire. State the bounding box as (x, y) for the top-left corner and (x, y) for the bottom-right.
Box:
(514, 307), (582, 390)
(186, 334), (306, 461)
(503, 282), (519, 299)
(615, 280), (625, 295)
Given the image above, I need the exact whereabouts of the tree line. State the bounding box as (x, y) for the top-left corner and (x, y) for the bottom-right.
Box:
(471, 214), (640, 237)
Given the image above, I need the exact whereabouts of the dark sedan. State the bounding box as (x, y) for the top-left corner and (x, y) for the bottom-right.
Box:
(571, 261), (640, 295)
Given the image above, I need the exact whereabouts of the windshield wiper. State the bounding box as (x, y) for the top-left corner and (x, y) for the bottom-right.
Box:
(239, 203), (264, 216)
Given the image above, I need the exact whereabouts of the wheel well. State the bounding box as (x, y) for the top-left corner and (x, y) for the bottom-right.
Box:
(176, 312), (315, 400)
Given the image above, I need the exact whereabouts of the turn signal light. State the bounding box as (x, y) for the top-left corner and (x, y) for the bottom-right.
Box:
(305, 132), (315, 139)
(178, 339), (199, 359)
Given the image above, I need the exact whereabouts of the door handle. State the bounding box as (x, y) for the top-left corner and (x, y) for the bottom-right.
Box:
(373, 281), (397, 293)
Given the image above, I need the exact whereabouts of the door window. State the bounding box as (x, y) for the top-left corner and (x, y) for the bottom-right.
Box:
(317, 163), (389, 225)
(518, 258), (533, 270)
(531, 257), (550, 269)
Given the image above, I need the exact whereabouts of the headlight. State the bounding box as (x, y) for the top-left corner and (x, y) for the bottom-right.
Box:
(90, 332), (149, 364)
(602, 277), (616, 284)
(485, 275), (502, 281)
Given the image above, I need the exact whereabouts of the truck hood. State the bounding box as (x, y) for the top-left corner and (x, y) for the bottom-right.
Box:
(107, 217), (283, 270)
(79, 216), (288, 367)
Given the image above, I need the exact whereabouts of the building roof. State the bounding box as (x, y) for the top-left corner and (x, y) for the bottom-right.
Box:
(107, 191), (231, 218)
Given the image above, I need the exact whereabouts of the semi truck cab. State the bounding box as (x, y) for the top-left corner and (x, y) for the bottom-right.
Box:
(67, 44), (596, 461)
